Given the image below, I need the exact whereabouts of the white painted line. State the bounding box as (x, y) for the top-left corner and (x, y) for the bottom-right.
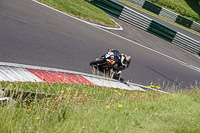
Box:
(32, 0), (123, 30)
(32, 0), (200, 73)
(93, 25), (200, 73)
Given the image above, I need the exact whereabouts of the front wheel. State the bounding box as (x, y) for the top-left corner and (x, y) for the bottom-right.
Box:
(90, 58), (106, 66)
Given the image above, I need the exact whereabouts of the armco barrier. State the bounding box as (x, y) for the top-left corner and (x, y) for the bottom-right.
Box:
(175, 15), (193, 28)
(91, 0), (124, 18)
(191, 21), (200, 32)
(159, 8), (178, 22)
(119, 6), (152, 30)
(142, 1), (162, 15)
(147, 20), (177, 42)
(126, 0), (145, 7)
(172, 32), (200, 54)
(89, 0), (200, 55)
(125, 0), (200, 33)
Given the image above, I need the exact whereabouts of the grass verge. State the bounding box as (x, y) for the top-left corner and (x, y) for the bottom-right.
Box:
(1, 82), (200, 132)
(148, 0), (200, 23)
(119, 0), (200, 36)
(37, 0), (117, 27)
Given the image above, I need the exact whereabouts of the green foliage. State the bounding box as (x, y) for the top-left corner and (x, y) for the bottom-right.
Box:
(148, 0), (200, 23)
(38, 0), (117, 27)
(0, 82), (200, 132)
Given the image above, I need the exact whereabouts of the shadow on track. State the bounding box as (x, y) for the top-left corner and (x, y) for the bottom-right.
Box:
(92, 67), (131, 87)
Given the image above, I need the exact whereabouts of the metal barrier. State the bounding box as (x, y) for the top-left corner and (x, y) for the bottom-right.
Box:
(172, 32), (200, 54)
(175, 15), (193, 28)
(191, 21), (200, 32)
(125, 0), (200, 33)
(89, 0), (200, 55)
(119, 6), (152, 30)
(126, 0), (146, 7)
(159, 8), (178, 22)
(90, 0), (124, 18)
(147, 20), (177, 42)
(142, 1), (162, 15)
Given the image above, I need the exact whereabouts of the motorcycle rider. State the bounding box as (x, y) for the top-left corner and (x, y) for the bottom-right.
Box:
(105, 49), (131, 77)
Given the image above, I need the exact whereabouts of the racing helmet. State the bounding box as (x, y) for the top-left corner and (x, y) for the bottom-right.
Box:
(126, 56), (131, 64)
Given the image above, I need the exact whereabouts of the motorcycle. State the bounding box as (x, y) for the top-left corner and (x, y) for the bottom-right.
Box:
(90, 50), (121, 78)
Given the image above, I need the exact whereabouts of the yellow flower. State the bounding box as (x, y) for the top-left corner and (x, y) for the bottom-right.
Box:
(147, 86), (151, 88)
(36, 117), (40, 120)
(114, 90), (118, 92)
(118, 93), (122, 95)
(82, 126), (85, 129)
(118, 104), (123, 108)
(151, 85), (155, 88)
(156, 86), (161, 89)
(106, 105), (110, 109)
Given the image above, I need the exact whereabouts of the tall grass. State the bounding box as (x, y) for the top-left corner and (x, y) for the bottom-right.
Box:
(38, 0), (117, 27)
(1, 82), (200, 132)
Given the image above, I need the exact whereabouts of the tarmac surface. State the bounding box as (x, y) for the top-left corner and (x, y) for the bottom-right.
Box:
(0, 0), (200, 89)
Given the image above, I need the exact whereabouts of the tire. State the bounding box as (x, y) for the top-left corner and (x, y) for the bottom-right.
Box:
(90, 58), (106, 66)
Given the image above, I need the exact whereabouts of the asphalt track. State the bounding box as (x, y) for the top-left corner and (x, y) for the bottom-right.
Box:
(0, 0), (200, 89)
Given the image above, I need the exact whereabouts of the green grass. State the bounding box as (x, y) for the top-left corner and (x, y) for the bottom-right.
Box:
(38, 0), (117, 27)
(148, 0), (200, 23)
(120, 0), (200, 36)
(1, 82), (200, 132)
(37, 0), (200, 35)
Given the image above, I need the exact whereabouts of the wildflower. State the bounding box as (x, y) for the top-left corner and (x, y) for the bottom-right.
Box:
(151, 85), (155, 88)
(36, 117), (40, 120)
(114, 90), (118, 92)
(118, 93), (122, 95)
(156, 86), (161, 89)
(106, 105), (110, 109)
(14, 88), (16, 90)
(117, 104), (123, 108)
(82, 126), (85, 129)
(147, 86), (151, 88)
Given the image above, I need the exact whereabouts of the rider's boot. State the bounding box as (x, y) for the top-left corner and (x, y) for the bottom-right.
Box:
(117, 71), (121, 77)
